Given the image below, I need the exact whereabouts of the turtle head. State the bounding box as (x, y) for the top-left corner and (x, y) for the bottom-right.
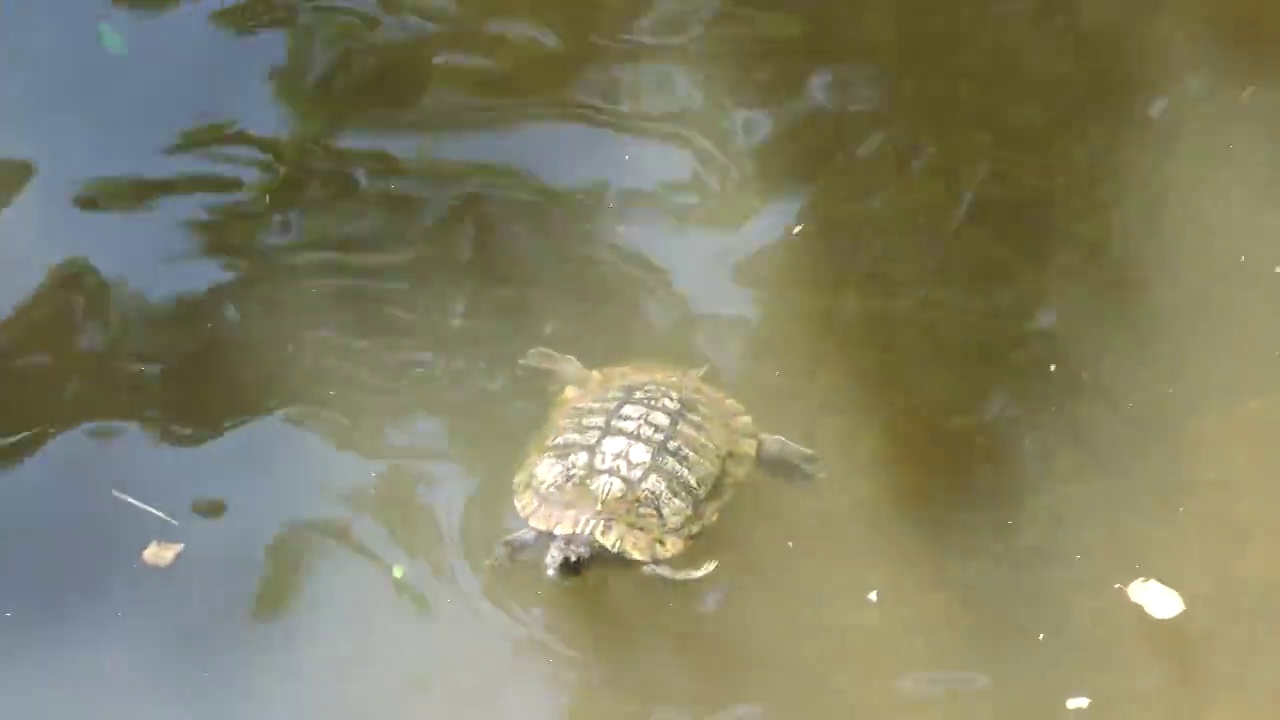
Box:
(544, 534), (595, 578)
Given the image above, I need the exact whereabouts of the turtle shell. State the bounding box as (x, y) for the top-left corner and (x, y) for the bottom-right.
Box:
(512, 363), (759, 563)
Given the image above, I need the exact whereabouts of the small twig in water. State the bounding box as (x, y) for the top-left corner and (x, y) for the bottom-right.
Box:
(950, 161), (989, 234)
(111, 489), (179, 526)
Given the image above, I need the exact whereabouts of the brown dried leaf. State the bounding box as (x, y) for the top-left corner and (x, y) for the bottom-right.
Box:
(141, 540), (185, 568)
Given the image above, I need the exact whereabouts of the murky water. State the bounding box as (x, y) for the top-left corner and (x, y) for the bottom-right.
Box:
(2, 0), (1279, 717)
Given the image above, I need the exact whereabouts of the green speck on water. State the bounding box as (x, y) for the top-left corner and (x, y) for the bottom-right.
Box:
(97, 21), (128, 56)
(391, 564), (405, 580)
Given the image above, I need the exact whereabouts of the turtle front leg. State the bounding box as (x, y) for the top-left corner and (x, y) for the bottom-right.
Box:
(640, 558), (720, 581)
(520, 347), (595, 386)
(487, 527), (543, 568)
(757, 434), (821, 478)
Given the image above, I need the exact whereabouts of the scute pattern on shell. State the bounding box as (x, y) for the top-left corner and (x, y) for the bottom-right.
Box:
(513, 364), (759, 563)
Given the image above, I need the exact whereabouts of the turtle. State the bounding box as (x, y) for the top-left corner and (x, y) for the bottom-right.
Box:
(491, 346), (819, 581)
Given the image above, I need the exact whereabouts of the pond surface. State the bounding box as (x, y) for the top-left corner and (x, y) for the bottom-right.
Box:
(2, 0), (1279, 718)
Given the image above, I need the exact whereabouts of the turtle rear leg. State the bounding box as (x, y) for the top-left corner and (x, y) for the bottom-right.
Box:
(487, 527), (543, 568)
(640, 558), (720, 581)
(757, 434), (821, 478)
(520, 347), (594, 386)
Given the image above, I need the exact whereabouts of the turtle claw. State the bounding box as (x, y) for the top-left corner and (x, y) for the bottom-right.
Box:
(641, 558), (719, 581)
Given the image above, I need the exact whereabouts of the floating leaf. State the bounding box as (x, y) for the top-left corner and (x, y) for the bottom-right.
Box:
(140, 540), (184, 568)
(190, 498), (228, 519)
(0, 158), (35, 213)
(1119, 577), (1186, 619)
(97, 20), (128, 56)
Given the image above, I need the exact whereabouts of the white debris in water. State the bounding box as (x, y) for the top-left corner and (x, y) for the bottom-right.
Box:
(1147, 96), (1169, 120)
(111, 489), (179, 526)
(1065, 697), (1092, 710)
(1118, 577), (1186, 619)
(867, 589), (878, 603)
(949, 162), (988, 232)
(1049, 363), (1056, 372)
(1029, 306), (1058, 330)
(431, 52), (501, 69)
(896, 671), (991, 699)
(1038, 633), (1044, 640)
(481, 18), (563, 50)
(855, 129), (887, 158)
(791, 224), (803, 235)
(911, 144), (935, 175)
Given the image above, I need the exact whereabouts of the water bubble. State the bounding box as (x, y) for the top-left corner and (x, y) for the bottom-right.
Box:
(805, 64), (885, 113)
(626, 0), (720, 46)
(1029, 306), (1057, 330)
(707, 704), (765, 719)
(574, 62), (705, 115)
(729, 109), (774, 148)
(1147, 96), (1170, 120)
(697, 582), (731, 613)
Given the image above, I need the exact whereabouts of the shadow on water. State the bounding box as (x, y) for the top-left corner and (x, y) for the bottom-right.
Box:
(3, 0), (1280, 717)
